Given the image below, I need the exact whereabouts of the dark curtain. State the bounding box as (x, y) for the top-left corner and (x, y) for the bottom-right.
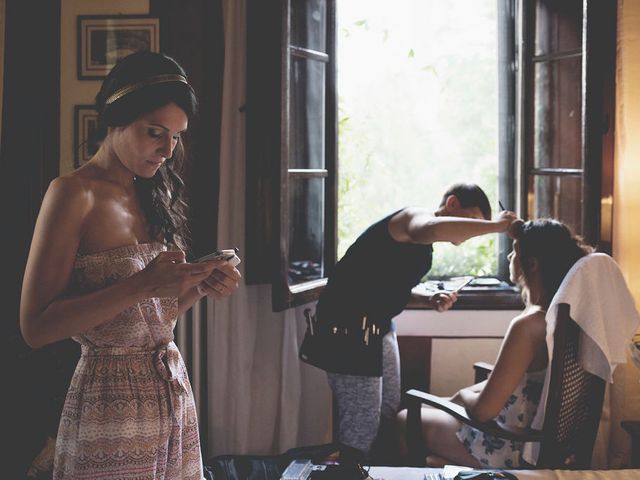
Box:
(150, 0), (225, 454)
(150, 0), (225, 260)
(1, 0), (65, 477)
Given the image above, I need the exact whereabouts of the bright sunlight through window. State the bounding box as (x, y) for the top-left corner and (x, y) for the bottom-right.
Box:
(337, 0), (499, 278)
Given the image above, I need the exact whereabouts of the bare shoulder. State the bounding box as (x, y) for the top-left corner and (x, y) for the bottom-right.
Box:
(24, 173), (95, 285)
(393, 206), (432, 221)
(49, 173), (89, 195)
(47, 173), (90, 201)
(509, 308), (546, 340)
(50, 162), (114, 200)
(40, 173), (97, 231)
(388, 207), (434, 242)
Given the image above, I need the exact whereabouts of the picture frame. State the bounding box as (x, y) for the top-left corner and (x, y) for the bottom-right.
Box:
(77, 15), (160, 79)
(74, 105), (99, 168)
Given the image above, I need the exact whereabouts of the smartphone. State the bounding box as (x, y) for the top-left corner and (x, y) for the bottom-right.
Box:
(194, 248), (241, 267)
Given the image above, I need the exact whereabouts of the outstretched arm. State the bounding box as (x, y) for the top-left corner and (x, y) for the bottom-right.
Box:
(389, 207), (517, 245)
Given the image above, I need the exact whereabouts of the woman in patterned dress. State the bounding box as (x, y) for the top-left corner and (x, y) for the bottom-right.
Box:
(20, 52), (241, 479)
(397, 219), (591, 468)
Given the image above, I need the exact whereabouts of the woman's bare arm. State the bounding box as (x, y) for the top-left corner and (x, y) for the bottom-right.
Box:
(457, 309), (546, 422)
(178, 287), (205, 316)
(20, 177), (216, 348)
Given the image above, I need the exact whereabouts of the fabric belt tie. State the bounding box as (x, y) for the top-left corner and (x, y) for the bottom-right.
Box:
(81, 342), (187, 413)
(151, 342), (187, 397)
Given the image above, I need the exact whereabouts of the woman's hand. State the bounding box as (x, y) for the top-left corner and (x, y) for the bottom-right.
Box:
(137, 251), (218, 298)
(430, 291), (458, 312)
(196, 260), (242, 300)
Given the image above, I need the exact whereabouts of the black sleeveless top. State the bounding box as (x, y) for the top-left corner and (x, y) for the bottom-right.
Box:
(299, 209), (433, 376)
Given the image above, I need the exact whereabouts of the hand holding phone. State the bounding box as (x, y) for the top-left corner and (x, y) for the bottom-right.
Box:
(194, 248), (241, 267)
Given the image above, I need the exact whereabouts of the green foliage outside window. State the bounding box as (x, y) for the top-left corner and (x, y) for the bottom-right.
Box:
(337, 0), (499, 278)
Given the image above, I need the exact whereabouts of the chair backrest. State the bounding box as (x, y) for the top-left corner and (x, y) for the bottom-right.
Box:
(537, 304), (606, 469)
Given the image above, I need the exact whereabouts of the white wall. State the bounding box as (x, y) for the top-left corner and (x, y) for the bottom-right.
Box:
(396, 309), (516, 337)
(396, 309), (516, 395)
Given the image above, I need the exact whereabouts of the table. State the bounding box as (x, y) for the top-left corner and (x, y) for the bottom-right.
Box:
(367, 466), (640, 480)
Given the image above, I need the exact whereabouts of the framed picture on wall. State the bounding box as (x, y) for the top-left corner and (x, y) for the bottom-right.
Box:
(74, 105), (99, 167)
(77, 15), (160, 79)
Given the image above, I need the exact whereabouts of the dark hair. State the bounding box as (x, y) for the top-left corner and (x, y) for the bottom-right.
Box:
(516, 219), (592, 304)
(439, 183), (492, 220)
(94, 51), (198, 251)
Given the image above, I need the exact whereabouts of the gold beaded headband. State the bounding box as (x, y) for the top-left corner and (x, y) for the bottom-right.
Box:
(104, 74), (191, 105)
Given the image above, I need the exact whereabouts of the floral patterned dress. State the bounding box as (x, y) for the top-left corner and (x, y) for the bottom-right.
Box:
(53, 242), (204, 480)
(456, 368), (546, 468)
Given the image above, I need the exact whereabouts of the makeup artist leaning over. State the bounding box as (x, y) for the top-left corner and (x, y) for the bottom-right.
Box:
(20, 52), (241, 479)
(299, 183), (517, 464)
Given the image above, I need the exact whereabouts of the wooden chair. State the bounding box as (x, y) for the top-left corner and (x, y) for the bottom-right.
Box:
(405, 304), (606, 469)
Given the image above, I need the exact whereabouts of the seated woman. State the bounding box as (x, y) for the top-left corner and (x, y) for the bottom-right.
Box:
(397, 218), (592, 468)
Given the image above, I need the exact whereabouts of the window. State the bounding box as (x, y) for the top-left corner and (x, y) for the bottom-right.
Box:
(336, 0), (508, 281)
(246, 0), (337, 312)
(517, 0), (616, 251)
(246, 0), (615, 312)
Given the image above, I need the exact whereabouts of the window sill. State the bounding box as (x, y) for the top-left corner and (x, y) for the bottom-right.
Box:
(407, 285), (524, 310)
(272, 277), (328, 311)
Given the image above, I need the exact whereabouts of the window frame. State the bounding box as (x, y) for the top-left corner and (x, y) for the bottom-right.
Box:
(275, 0), (337, 311)
(245, 0), (615, 312)
(245, 0), (337, 312)
(498, 0), (518, 281)
(516, 0), (616, 251)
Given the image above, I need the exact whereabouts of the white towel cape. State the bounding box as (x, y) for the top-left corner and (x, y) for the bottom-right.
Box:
(522, 253), (640, 465)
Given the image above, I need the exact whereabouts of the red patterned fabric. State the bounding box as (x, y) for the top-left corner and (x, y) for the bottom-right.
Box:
(53, 242), (203, 480)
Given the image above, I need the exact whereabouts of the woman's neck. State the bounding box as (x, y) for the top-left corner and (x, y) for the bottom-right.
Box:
(524, 275), (549, 311)
(526, 303), (547, 314)
(90, 142), (135, 188)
